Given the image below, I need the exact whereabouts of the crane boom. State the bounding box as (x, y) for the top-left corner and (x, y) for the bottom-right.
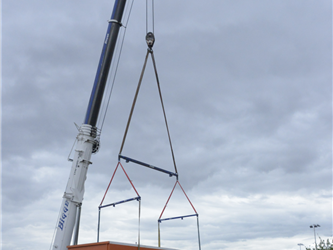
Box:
(52, 1), (127, 249)
(85, 0), (127, 127)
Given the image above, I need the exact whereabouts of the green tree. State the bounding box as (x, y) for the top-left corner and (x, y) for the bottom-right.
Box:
(306, 238), (333, 250)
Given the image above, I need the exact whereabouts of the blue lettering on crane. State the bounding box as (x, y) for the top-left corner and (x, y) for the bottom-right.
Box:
(58, 200), (70, 230)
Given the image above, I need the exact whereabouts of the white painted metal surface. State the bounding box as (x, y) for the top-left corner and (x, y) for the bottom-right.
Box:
(52, 124), (95, 250)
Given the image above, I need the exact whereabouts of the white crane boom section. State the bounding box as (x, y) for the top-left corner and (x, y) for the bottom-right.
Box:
(52, 125), (95, 250)
(51, 1), (127, 249)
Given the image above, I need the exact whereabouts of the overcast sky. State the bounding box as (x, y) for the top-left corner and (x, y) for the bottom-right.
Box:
(1, 0), (332, 250)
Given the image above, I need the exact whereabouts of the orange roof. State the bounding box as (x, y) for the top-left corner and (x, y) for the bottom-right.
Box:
(67, 241), (177, 250)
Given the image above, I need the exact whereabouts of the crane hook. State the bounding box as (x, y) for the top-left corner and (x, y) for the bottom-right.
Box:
(146, 32), (155, 49)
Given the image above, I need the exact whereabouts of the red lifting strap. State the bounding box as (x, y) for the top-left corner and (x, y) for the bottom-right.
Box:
(100, 162), (140, 206)
(159, 180), (197, 220)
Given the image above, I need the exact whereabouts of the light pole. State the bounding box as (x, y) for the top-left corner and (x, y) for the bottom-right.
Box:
(298, 243), (304, 250)
(310, 224), (320, 250)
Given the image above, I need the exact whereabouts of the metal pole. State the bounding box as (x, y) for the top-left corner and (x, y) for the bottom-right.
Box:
(196, 215), (201, 250)
(310, 224), (320, 250)
(72, 203), (82, 245)
(158, 221), (161, 247)
(97, 208), (101, 242)
(138, 199), (141, 250)
(314, 227), (317, 250)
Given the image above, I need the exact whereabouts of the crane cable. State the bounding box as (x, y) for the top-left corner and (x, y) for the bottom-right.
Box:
(146, 0), (154, 34)
(119, 0), (178, 175)
(98, 0), (135, 133)
(118, 48), (178, 175)
(151, 50), (178, 175)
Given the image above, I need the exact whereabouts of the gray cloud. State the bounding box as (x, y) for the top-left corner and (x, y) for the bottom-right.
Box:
(2, 0), (331, 249)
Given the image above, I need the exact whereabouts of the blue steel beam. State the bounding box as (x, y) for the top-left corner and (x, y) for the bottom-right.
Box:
(158, 213), (198, 223)
(99, 196), (140, 209)
(119, 155), (178, 178)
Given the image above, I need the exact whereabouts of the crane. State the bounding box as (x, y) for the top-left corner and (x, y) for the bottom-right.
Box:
(51, 1), (201, 249)
(51, 1), (128, 249)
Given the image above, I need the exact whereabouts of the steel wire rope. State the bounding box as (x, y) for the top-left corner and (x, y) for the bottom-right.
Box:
(119, 50), (150, 155)
(146, 0), (154, 34)
(119, 0), (154, 155)
(98, 0), (135, 133)
(97, 161), (141, 243)
(158, 180), (201, 249)
(118, 49), (178, 175)
(150, 51), (178, 174)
